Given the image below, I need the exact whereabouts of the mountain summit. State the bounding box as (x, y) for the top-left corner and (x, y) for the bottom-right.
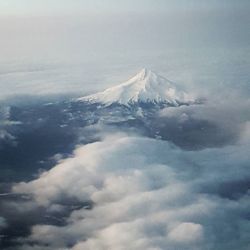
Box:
(78, 68), (194, 106)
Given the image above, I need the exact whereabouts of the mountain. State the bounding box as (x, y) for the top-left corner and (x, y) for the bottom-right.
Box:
(77, 68), (194, 106)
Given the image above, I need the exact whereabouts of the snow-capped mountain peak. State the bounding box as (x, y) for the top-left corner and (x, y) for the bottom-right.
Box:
(131, 68), (152, 81)
(78, 68), (194, 106)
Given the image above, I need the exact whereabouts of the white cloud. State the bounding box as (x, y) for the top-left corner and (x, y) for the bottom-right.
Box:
(167, 222), (204, 243)
(13, 133), (250, 250)
(0, 106), (20, 147)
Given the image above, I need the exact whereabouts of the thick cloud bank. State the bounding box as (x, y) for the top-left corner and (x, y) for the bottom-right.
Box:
(12, 131), (250, 250)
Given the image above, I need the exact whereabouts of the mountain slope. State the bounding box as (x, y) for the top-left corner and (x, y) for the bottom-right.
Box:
(78, 68), (194, 106)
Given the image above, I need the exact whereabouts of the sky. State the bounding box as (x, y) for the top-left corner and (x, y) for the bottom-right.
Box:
(1, 0), (249, 15)
(0, 0), (249, 100)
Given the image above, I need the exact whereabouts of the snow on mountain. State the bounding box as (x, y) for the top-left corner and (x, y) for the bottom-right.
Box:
(77, 68), (194, 106)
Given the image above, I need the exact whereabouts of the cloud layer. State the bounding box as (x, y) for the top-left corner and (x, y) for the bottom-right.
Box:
(12, 131), (250, 250)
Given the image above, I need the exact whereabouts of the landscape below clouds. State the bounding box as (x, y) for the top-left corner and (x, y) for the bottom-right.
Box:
(0, 83), (249, 249)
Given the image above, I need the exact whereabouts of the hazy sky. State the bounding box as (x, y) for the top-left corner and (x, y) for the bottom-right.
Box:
(1, 0), (249, 59)
(0, 0), (250, 15)
(0, 0), (249, 100)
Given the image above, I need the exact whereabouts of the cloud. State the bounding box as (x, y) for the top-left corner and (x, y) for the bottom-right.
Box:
(154, 95), (250, 149)
(0, 106), (20, 147)
(167, 222), (204, 244)
(11, 131), (250, 250)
